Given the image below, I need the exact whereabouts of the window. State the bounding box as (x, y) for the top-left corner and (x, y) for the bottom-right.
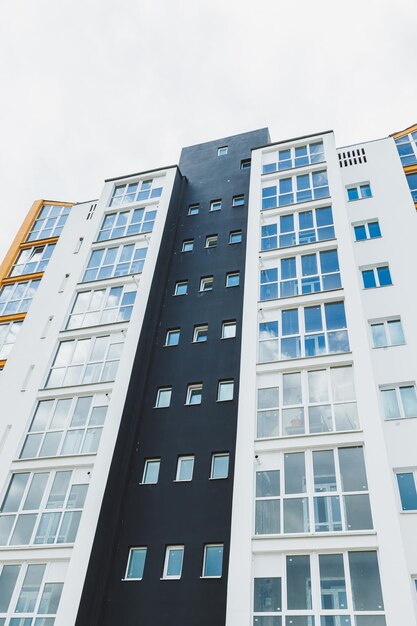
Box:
(261, 206), (335, 251)
(0, 562), (64, 623)
(165, 329), (180, 346)
(370, 318), (405, 348)
(217, 146), (228, 156)
(174, 281), (188, 296)
(210, 200), (222, 212)
(82, 243), (147, 282)
(109, 178), (163, 207)
(262, 141), (325, 174)
(232, 195), (245, 207)
(0, 321), (23, 359)
(155, 387), (172, 408)
(0, 279), (40, 316)
(186, 384), (203, 405)
(193, 325), (208, 343)
(200, 276), (214, 292)
(0, 468), (89, 546)
(125, 547), (147, 580)
(176, 456), (194, 481)
(218, 380), (234, 402)
(406, 172), (417, 202)
(253, 550), (385, 623)
(361, 265), (392, 289)
(229, 230), (242, 244)
(66, 286), (137, 329)
(46, 334), (124, 388)
(202, 545), (223, 578)
(163, 546), (184, 579)
(260, 249), (341, 300)
(257, 365), (359, 439)
(9, 243), (56, 277)
(353, 220), (381, 241)
(26, 204), (71, 242)
(97, 206), (157, 241)
(396, 471), (417, 511)
(226, 272), (240, 288)
(211, 453), (229, 479)
(346, 183), (372, 201)
(182, 239), (194, 252)
(241, 158), (251, 170)
(395, 132), (417, 166)
(258, 302), (349, 362)
(142, 459), (160, 484)
(380, 384), (417, 420)
(19, 394), (108, 459)
(205, 235), (218, 248)
(188, 204), (200, 216)
(262, 170), (330, 210)
(254, 446), (372, 536)
(222, 321), (236, 339)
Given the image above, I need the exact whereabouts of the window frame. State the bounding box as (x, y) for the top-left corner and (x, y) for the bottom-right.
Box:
(0, 279), (41, 316)
(240, 158), (251, 170)
(226, 272), (240, 288)
(217, 146), (228, 156)
(217, 380), (234, 402)
(141, 459), (161, 485)
(262, 141), (325, 175)
(96, 206), (157, 242)
(175, 456), (195, 482)
(200, 276), (214, 292)
(188, 204), (200, 216)
(193, 325), (208, 343)
(260, 206), (335, 252)
(66, 285), (137, 330)
(210, 453), (230, 480)
(164, 328), (181, 347)
(353, 220), (382, 242)
(186, 383), (203, 406)
(181, 239), (194, 253)
(109, 178), (163, 208)
(361, 265), (392, 289)
(26, 204), (71, 242)
(232, 195), (245, 207)
(82, 242), (147, 283)
(222, 320), (237, 339)
(261, 170), (330, 211)
(346, 183), (372, 201)
(155, 387), (172, 408)
(124, 547), (147, 580)
(210, 200), (222, 212)
(229, 230), (242, 244)
(174, 281), (188, 296)
(202, 544), (224, 578)
(0, 320), (23, 360)
(395, 469), (417, 512)
(380, 383), (417, 420)
(369, 318), (405, 348)
(205, 235), (218, 248)
(162, 545), (185, 579)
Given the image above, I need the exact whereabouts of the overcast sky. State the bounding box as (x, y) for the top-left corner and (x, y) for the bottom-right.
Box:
(0, 0), (416, 255)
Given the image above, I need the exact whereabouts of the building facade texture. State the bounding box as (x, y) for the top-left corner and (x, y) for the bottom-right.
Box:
(0, 124), (417, 626)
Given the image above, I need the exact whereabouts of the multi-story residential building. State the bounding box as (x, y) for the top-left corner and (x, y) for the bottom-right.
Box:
(0, 124), (417, 626)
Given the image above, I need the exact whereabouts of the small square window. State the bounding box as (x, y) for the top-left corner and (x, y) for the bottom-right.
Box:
(142, 459), (160, 484)
(193, 325), (208, 343)
(218, 380), (234, 402)
(188, 204), (199, 216)
(186, 384), (203, 405)
(240, 159), (251, 170)
(222, 321), (236, 339)
(361, 265), (392, 289)
(200, 276), (214, 292)
(353, 221), (381, 241)
(232, 195), (244, 207)
(165, 329), (180, 347)
(347, 183), (372, 201)
(229, 231), (242, 244)
(370, 318), (405, 348)
(163, 545), (184, 579)
(205, 235), (218, 248)
(125, 547), (147, 580)
(176, 456), (194, 482)
(210, 200), (222, 212)
(211, 453), (229, 479)
(174, 281), (188, 296)
(217, 146), (228, 156)
(202, 544), (223, 578)
(182, 240), (194, 252)
(155, 387), (172, 408)
(226, 272), (240, 288)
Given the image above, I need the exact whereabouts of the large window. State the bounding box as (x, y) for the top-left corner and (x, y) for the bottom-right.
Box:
(258, 302), (349, 362)
(0, 562), (64, 624)
(253, 551), (385, 623)
(395, 132), (417, 166)
(109, 179), (163, 207)
(19, 394), (108, 459)
(257, 365), (359, 439)
(0, 279), (41, 316)
(0, 321), (23, 360)
(262, 141), (325, 174)
(0, 469), (89, 546)
(380, 384), (417, 420)
(260, 250), (341, 301)
(82, 243), (147, 282)
(261, 206), (335, 251)
(262, 171), (330, 210)
(9, 244), (56, 277)
(66, 286), (137, 329)
(406, 172), (417, 203)
(26, 204), (71, 242)
(46, 334), (124, 388)
(97, 207), (157, 242)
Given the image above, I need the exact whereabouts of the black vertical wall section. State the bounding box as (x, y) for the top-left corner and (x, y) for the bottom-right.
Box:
(75, 128), (270, 626)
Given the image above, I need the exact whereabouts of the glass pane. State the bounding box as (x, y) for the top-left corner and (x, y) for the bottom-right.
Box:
(61, 430), (84, 455)
(254, 577), (282, 612)
(400, 386), (417, 417)
(57, 510), (82, 543)
(334, 403), (359, 431)
(286, 555), (312, 609)
(325, 302), (346, 330)
(127, 548), (147, 579)
(309, 405), (333, 433)
(257, 410), (279, 438)
(339, 447), (368, 491)
(23, 474), (48, 510)
(204, 545), (223, 577)
(284, 618), (314, 626)
(380, 389), (400, 419)
(143, 460), (160, 484)
(256, 471), (280, 497)
(331, 367), (355, 401)
(344, 494), (373, 530)
(30, 401), (54, 431)
(166, 548), (184, 576)
(38, 582), (63, 613)
(319, 553), (347, 609)
(255, 500), (280, 534)
(178, 458), (194, 481)
(0, 516), (15, 544)
(285, 453), (306, 494)
(282, 407), (305, 436)
(283, 373), (302, 405)
(38, 431), (62, 457)
(2, 473), (29, 512)
(67, 484), (88, 509)
(354, 617), (386, 626)
(348, 551), (384, 611)
(81, 428), (102, 454)
(313, 450), (336, 492)
(396, 473), (417, 510)
(15, 564), (45, 612)
(49, 399), (71, 429)
(71, 397), (93, 427)
(34, 512), (61, 544)
(212, 455), (229, 479)
(320, 618), (351, 626)
(314, 495), (342, 532)
(0, 564), (20, 612)
(283, 498), (309, 533)
(46, 472), (71, 508)
(308, 369), (328, 402)
(258, 388), (279, 410)
(387, 320), (404, 345)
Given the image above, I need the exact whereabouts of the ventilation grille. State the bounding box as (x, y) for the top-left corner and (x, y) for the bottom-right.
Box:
(86, 203), (97, 220)
(338, 148), (367, 168)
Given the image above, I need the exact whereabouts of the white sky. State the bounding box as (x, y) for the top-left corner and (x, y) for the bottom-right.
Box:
(0, 0), (416, 255)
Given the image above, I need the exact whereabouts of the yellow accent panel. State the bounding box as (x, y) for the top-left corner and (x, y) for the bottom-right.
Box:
(391, 123), (417, 139)
(1, 272), (44, 285)
(0, 312), (26, 324)
(0, 359), (6, 369)
(19, 236), (59, 250)
(404, 164), (417, 175)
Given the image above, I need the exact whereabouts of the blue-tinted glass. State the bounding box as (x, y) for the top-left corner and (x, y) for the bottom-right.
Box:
(318, 225), (335, 241)
(368, 222), (381, 238)
(406, 173), (417, 198)
(279, 193), (294, 207)
(316, 207), (333, 226)
(262, 187), (276, 198)
(262, 197), (277, 210)
(295, 146), (307, 157)
(280, 178), (292, 193)
(360, 184), (372, 198)
(204, 546), (223, 577)
(301, 254), (317, 276)
(320, 250), (339, 273)
(320, 618), (351, 626)
(296, 175), (310, 191)
(354, 225), (367, 241)
(263, 163), (277, 174)
(299, 229), (316, 245)
(280, 233), (296, 247)
(397, 141), (413, 156)
(281, 337), (301, 359)
(312, 171), (328, 187)
(377, 266), (392, 286)
(280, 214), (294, 233)
(260, 284), (278, 301)
(396, 473), (417, 511)
(260, 269), (278, 284)
(325, 302), (346, 330)
(281, 257), (296, 279)
(282, 309), (299, 335)
(279, 149), (291, 161)
(362, 270), (376, 289)
(347, 188), (359, 201)
(304, 306), (322, 332)
(281, 280), (298, 298)
(299, 211), (313, 230)
(305, 334), (326, 356)
(262, 224), (277, 237)
(259, 322), (279, 340)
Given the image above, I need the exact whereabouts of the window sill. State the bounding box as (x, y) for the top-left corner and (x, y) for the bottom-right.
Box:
(93, 231), (151, 246)
(121, 577), (143, 581)
(253, 529), (377, 540)
(257, 351), (353, 365)
(209, 476), (228, 481)
(261, 194), (331, 213)
(261, 159), (327, 177)
(372, 343), (405, 349)
(385, 415), (417, 422)
(354, 236), (382, 243)
(255, 427), (363, 442)
(173, 479), (192, 483)
(160, 576), (181, 581)
(200, 575), (222, 579)
(400, 510), (417, 514)
(259, 285), (343, 305)
(347, 196), (373, 202)
(363, 284), (393, 290)
(259, 237), (337, 255)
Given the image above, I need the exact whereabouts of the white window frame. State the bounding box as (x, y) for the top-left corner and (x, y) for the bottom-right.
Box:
(210, 453), (230, 479)
(369, 317), (405, 348)
(26, 204), (71, 242)
(188, 204), (199, 216)
(97, 206), (158, 242)
(380, 383), (417, 420)
(174, 281), (188, 296)
(221, 321), (237, 339)
(262, 141), (325, 175)
(0, 279), (41, 316)
(217, 146), (228, 156)
(109, 178), (163, 208)
(229, 230), (242, 244)
(193, 325), (208, 343)
(82, 243), (147, 283)
(210, 200), (222, 212)
(141, 459), (161, 484)
(0, 321), (23, 360)
(66, 285), (137, 330)
(261, 170), (330, 211)
(217, 380), (234, 402)
(162, 545), (184, 579)
(165, 329), (181, 347)
(186, 384), (203, 405)
(352, 219), (381, 241)
(155, 387), (172, 408)
(175, 456), (195, 482)
(260, 206), (335, 252)
(200, 276), (214, 292)
(232, 195), (245, 207)
(9, 243), (56, 278)
(360, 264), (392, 289)
(182, 240), (194, 252)
(202, 544), (224, 578)
(346, 182), (372, 201)
(124, 547), (147, 580)
(226, 272), (240, 288)
(205, 235), (218, 248)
